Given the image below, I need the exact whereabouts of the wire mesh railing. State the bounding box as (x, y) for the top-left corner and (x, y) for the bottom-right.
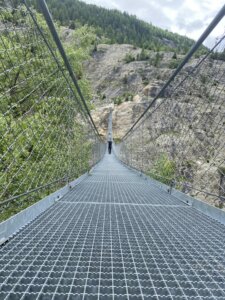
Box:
(0, 0), (105, 221)
(118, 5), (225, 208)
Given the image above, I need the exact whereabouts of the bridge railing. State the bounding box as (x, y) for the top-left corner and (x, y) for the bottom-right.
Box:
(0, 0), (105, 221)
(118, 5), (225, 207)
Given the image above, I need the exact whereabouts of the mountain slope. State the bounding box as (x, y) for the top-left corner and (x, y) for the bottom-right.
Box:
(87, 43), (225, 207)
(45, 0), (205, 54)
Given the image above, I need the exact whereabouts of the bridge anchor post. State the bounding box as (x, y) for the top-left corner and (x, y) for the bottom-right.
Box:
(169, 179), (176, 195)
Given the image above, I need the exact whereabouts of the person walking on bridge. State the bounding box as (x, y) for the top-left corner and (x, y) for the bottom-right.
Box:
(108, 135), (112, 154)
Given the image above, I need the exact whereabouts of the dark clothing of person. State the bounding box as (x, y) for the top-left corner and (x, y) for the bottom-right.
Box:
(108, 141), (112, 154)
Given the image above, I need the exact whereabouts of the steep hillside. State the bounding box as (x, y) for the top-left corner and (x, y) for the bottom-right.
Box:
(86, 44), (179, 137)
(86, 44), (225, 208)
(44, 0), (207, 54)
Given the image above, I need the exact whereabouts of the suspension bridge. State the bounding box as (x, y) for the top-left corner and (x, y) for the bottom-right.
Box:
(0, 1), (225, 299)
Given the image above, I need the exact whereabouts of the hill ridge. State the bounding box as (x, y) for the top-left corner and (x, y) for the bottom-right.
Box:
(45, 0), (206, 54)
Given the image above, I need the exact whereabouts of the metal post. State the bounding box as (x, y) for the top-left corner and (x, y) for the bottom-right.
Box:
(130, 134), (133, 167)
(141, 122), (143, 173)
(169, 179), (176, 195)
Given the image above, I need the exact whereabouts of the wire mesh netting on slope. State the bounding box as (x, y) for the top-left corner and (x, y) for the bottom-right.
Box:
(0, 1), (105, 221)
(118, 22), (225, 208)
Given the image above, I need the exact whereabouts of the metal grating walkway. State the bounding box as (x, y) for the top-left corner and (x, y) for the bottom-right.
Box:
(1, 154), (225, 300)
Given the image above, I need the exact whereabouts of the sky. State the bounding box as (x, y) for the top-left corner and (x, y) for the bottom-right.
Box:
(82, 0), (225, 48)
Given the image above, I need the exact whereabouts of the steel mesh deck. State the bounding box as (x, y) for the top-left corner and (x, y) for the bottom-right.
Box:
(1, 154), (225, 300)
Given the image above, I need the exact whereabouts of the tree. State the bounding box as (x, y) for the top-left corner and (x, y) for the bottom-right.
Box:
(43, 0), (202, 54)
(0, 7), (97, 220)
(172, 52), (177, 59)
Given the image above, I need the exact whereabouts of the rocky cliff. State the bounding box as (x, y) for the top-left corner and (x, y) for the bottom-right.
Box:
(85, 44), (225, 208)
(85, 44), (182, 138)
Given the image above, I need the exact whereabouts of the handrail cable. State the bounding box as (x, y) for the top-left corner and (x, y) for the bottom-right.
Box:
(23, 0), (101, 140)
(37, 0), (101, 140)
(122, 4), (225, 140)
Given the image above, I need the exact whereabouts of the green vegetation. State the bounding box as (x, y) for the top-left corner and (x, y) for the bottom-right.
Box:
(139, 70), (149, 85)
(200, 74), (208, 84)
(211, 50), (225, 61)
(124, 53), (136, 63)
(150, 52), (164, 67)
(0, 7), (97, 221)
(122, 75), (128, 84)
(35, 0), (208, 54)
(218, 166), (225, 175)
(215, 201), (224, 209)
(124, 49), (159, 65)
(113, 97), (123, 105)
(101, 94), (106, 100)
(136, 48), (150, 61)
(113, 92), (134, 105)
(113, 137), (122, 144)
(172, 52), (177, 59)
(168, 58), (182, 69)
(142, 78), (149, 86)
(148, 153), (176, 185)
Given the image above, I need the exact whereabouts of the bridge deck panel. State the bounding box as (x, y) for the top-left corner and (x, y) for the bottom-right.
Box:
(0, 154), (225, 300)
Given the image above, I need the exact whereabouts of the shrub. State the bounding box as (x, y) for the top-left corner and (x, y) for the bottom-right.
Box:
(211, 51), (225, 61)
(124, 53), (136, 63)
(101, 94), (106, 100)
(113, 92), (134, 105)
(122, 75), (128, 84)
(142, 78), (149, 86)
(124, 92), (134, 101)
(150, 52), (164, 67)
(114, 137), (122, 144)
(148, 153), (176, 185)
(215, 201), (224, 209)
(136, 48), (150, 61)
(169, 58), (182, 69)
(200, 74), (207, 84)
(113, 97), (123, 105)
(172, 52), (177, 59)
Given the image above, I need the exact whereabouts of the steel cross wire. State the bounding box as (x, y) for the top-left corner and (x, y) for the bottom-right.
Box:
(0, 1), (105, 220)
(23, 0), (100, 139)
(122, 4), (225, 141)
(36, 0), (101, 140)
(117, 4), (225, 205)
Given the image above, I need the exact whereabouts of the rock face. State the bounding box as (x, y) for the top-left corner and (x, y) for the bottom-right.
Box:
(85, 44), (225, 208)
(85, 44), (174, 138)
(86, 44), (144, 102)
